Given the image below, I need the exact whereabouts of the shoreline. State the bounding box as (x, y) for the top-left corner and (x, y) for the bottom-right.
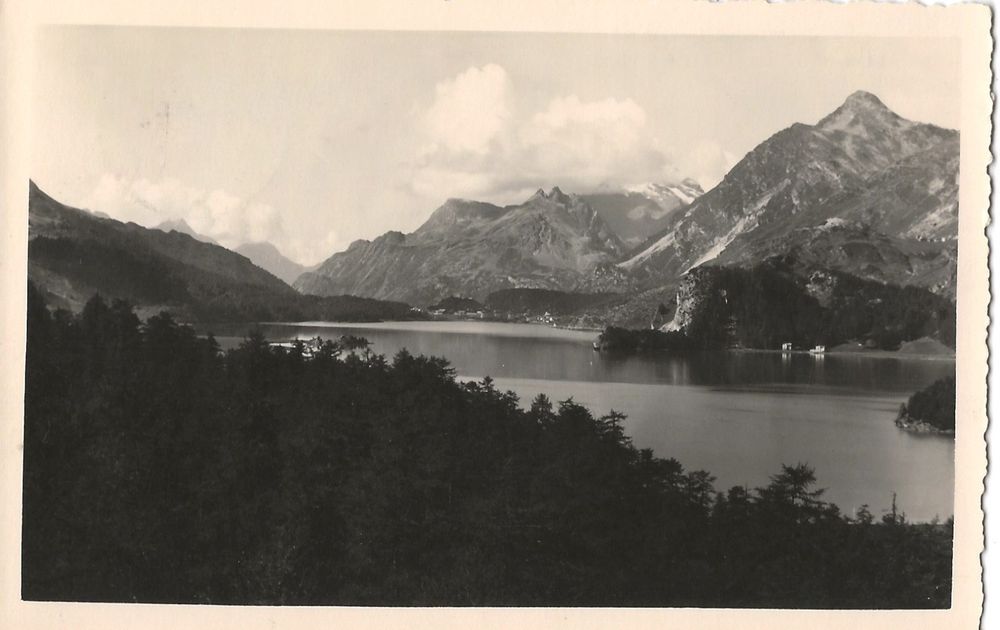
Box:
(894, 413), (955, 437)
(726, 347), (956, 361)
(206, 318), (955, 362)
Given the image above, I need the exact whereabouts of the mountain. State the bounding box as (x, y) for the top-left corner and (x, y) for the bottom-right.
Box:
(619, 91), (958, 298)
(154, 218), (219, 246)
(296, 187), (630, 306)
(235, 241), (308, 286)
(579, 179), (704, 246)
(27, 182), (419, 322)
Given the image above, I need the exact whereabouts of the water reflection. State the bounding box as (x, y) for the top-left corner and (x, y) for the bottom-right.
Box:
(200, 321), (954, 395)
(197, 320), (956, 521)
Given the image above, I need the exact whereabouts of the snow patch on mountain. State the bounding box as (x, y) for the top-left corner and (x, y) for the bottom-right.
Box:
(627, 204), (672, 221)
(619, 231), (676, 270)
(818, 217), (848, 231)
(685, 214), (751, 272)
(906, 201), (958, 241)
(665, 186), (696, 205)
(626, 180), (703, 208)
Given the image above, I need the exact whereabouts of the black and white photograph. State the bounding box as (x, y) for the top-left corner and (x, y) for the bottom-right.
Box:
(1, 1), (992, 628)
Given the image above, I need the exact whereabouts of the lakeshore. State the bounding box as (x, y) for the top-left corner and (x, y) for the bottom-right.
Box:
(200, 318), (956, 522)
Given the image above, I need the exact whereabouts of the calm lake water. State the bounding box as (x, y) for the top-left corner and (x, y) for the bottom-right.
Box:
(205, 320), (956, 522)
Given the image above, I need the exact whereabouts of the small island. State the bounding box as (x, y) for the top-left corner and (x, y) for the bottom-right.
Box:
(593, 326), (697, 353)
(895, 377), (956, 436)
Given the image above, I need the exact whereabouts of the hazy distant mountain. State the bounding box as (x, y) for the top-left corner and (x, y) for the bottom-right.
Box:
(235, 241), (308, 286)
(580, 179), (704, 247)
(619, 91), (958, 297)
(27, 182), (418, 322)
(154, 218), (219, 246)
(296, 187), (630, 305)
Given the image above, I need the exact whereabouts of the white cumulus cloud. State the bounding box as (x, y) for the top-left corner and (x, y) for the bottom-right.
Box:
(424, 63), (511, 155)
(685, 140), (742, 191)
(412, 65), (677, 202)
(519, 95), (668, 185)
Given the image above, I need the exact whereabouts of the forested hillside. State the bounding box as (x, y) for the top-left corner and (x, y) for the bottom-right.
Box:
(898, 377), (956, 434)
(676, 260), (955, 351)
(28, 182), (419, 322)
(22, 284), (952, 607)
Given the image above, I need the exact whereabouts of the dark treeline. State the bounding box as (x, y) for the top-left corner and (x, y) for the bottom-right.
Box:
(23, 284), (952, 607)
(595, 326), (696, 354)
(899, 377), (956, 433)
(684, 260), (956, 351)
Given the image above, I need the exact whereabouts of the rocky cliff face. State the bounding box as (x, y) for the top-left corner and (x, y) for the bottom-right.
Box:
(660, 268), (712, 332)
(295, 188), (630, 305)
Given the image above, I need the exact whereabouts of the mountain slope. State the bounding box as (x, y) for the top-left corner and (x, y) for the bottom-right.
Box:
(296, 187), (630, 305)
(620, 91), (958, 297)
(28, 182), (417, 322)
(235, 241), (308, 285)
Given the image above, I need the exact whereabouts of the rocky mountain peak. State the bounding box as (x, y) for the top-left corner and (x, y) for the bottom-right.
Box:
(154, 218), (219, 245)
(235, 241), (308, 285)
(817, 90), (905, 135)
(528, 186), (573, 205)
(618, 90), (957, 300)
(843, 90), (890, 111)
(156, 218), (196, 234)
(416, 198), (507, 238)
(370, 230), (407, 248)
(298, 184), (626, 304)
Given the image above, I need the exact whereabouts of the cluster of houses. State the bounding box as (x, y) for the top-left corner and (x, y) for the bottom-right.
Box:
(427, 307), (487, 319)
(781, 342), (827, 354)
(268, 337), (324, 358)
(425, 306), (559, 326)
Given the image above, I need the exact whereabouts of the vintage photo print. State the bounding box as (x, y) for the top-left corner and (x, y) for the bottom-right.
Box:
(0, 1), (991, 629)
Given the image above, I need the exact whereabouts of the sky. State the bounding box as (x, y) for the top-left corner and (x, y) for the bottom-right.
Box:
(32, 27), (960, 265)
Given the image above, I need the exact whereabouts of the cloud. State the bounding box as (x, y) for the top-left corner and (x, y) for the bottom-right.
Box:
(283, 229), (341, 268)
(412, 65), (678, 202)
(83, 173), (308, 260)
(423, 63), (511, 155)
(518, 95), (671, 186)
(685, 141), (741, 191)
(85, 175), (356, 266)
(523, 95), (647, 154)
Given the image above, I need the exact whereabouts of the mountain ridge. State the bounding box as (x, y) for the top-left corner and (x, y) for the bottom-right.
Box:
(295, 187), (632, 305)
(235, 241), (310, 286)
(27, 181), (420, 322)
(154, 218), (219, 246)
(618, 90), (958, 300)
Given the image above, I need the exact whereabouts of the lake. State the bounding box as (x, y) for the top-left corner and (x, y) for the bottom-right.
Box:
(205, 320), (956, 522)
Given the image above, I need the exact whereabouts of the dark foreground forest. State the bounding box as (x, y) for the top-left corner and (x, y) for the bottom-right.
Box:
(22, 284), (952, 607)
